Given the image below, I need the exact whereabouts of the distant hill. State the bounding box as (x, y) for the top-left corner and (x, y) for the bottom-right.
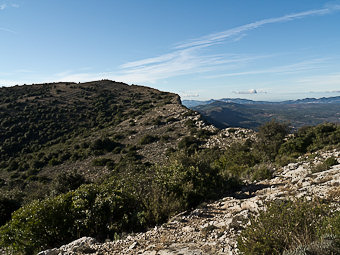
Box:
(190, 98), (340, 130)
(182, 96), (340, 108)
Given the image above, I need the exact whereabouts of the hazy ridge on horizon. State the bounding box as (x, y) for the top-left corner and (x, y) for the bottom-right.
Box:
(182, 94), (340, 107)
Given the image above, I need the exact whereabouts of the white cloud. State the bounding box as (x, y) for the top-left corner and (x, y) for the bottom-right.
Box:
(0, 4), (6, 10)
(178, 91), (200, 98)
(233, 89), (267, 94)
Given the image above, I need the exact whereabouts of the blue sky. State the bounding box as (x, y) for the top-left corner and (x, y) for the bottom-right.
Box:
(1, 0), (340, 101)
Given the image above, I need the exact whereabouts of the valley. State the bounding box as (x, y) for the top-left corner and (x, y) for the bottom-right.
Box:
(184, 99), (340, 130)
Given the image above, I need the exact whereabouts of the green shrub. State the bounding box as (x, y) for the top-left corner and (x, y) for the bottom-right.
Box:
(214, 142), (258, 179)
(256, 120), (290, 160)
(48, 158), (60, 166)
(139, 135), (159, 145)
(275, 155), (297, 167)
(250, 164), (273, 181)
(0, 193), (75, 254)
(228, 128), (237, 133)
(160, 135), (170, 143)
(278, 123), (340, 158)
(197, 129), (214, 139)
(126, 150), (239, 225)
(237, 199), (332, 255)
(311, 156), (338, 173)
(185, 119), (195, 128)
(151, 116), (164, 126)
(53, 171), (86, 194)
(91, 137), (120, 152)
(92, 157), (112, 166)
(167, 117), (178, 122)
(0, 183), (143, 255)
(321, 210), (340, 238)
(178, 136), (199, 153)
(283, 210), (340, 254)
(324, 156), (338, 167)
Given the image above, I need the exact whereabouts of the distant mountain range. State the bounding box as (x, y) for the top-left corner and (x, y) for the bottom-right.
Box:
(183, 96), (340, 130)
(182, 96), (340, 108)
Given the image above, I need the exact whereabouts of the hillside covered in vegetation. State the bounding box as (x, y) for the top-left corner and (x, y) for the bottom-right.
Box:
(0, 80), (216, 226)
(0, 80), (340, 254)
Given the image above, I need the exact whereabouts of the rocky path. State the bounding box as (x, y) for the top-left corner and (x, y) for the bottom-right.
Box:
(39, 150), (340, 255)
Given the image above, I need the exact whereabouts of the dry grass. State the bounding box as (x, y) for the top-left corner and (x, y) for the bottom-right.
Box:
(312, 176), (332, 185)
(327, 186), (340, 202)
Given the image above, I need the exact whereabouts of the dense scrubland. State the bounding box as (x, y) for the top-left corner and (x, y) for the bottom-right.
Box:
(0, 81), (339, 254)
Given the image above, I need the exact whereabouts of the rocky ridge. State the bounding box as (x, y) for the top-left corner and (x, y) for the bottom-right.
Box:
(204, 128), (256, 149)
(39, 149), (340, 255)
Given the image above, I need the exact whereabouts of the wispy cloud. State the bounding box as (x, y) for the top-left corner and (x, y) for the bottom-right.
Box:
(175, 5), (339, 49)
(115, 47), (268, 84)
(13, 4), (339, 87)
(296, 73), (340, 87)
(112, 5), (339, 84)
(0, 1), (19, 10)
(0, 1), (19, 33)
(0, 69), (34, 76)
(204, 58), (329, 79)
(0, 27), (15, 33)
(309, 90), (340, 94)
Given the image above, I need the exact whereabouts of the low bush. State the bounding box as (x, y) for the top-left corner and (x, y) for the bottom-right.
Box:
(321, 210), (340, 238)
(324, 156), (339, 167)
(311, 156), (338, 173)
(0, 183), (144, 255)
(92, 157), (112, 166)
(256, 120), (290, 161)
(91, 137), (121, 153)
(139, 135), (159, 145)
(278, 123), (340, 158)
(53, 171), (86, 194)
(250, 164), (273, 181)
(237, 199), (335, 255)
(178, 136), (199, 153)
(214, 142), (258, 180)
